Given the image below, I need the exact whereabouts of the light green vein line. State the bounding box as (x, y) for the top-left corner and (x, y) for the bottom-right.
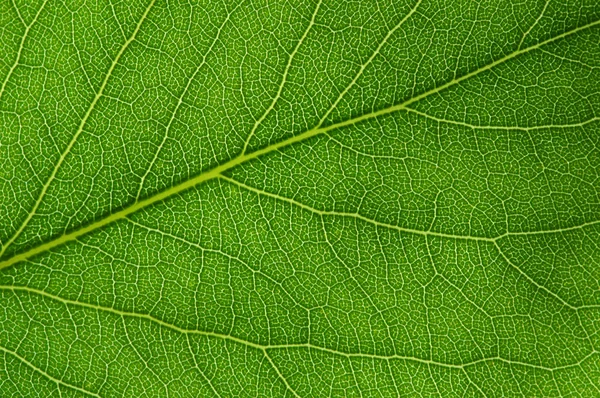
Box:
(493, 241), (583, 311)
(218, 175), (491, 241)
(2, 285), (596, 372)
(313, 0), (423, 130)
(220, 175), (600, 242)
(136, 2), (239, 201)
(263, 350), (302, 398)
(275, 344), (598, 372)
(0, 345), (101, 397)
(0, 0), (157, 259)
(1, 18), (598, 270)
(404, 108), (600, 131)
(518, 0), (550, 49)
(9, 0), (25, 26)
(0, 0), (48, 101)
(461, 368), (487, 397)
(222, 175), (600, 311)
(241, 0), (322, 155)
(185, 334), (222, 398)
(495, 220), (600, 238)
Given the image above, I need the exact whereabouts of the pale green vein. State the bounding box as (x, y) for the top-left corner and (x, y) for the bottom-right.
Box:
(219, 175), (496, 241)
(0, 0), (157, 259)
(222, 175), (600, 311)
(220, 175), (600, 243)
(0, 345), (101, 397)
(398, 19), (600, 111)
(1, 285), (597, 374)
(121, 316), (169, 396)
(518, 0), (550, 49)
(313, 0), (422, 130)
(0, 0), (48, 101)
(537, 47), (599, 69)
(263, 350), (301, 398)
(241, 0), (322, 155)
(185, 334), (222, 398)
(461, 367), (487, 397)
(136, 2), (239, 201)
(404, 107), (600, 131)
(493, 241), (596, 311)
(495, 220), (600, 238)
(1, 18), (598, 271)
(9, 0), (25, 26)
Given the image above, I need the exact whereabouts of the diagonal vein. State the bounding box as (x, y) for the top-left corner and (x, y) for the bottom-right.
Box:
(241, 0), (323, 155)
(220, 175), (600, 241)
(218, 176), (600, 310)
(313, 0), (422, 130)
(0, 0), (157, 259)
(0, 345), (101, 397)
(263, 350), (302, 398)
(0, 17), (598, 271)
(135, 2), (241, 201)
(1, 285), (597, 373)
(0, 0), (49, 101)
(404, 107), (600, 131)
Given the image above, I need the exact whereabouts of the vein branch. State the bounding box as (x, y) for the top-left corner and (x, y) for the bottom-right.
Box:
(263, 350), (302, 398)
(241, 0), (322, 155)
(0, 0), (49, 101)
(135, 3), (239, 201)
(1, 285), (597, 373)
(220, 175), (600, 242)
(0, 345), (101, 397)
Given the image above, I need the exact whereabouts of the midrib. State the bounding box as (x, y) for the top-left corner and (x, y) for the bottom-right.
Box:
(0, 18), (598, 271)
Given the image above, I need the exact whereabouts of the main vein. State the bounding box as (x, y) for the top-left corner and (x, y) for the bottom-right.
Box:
(0, 18), (598, 271)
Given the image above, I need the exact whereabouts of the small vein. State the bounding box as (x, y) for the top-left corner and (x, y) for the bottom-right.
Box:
(0, 0), (49, 101)
(121, 316), (169, 396)
(0, 345), (101, 397)
(220, 175), (496, 242)
(518, 0), (550, 49)
(537, 47), (599, 69)
(221, 176), (600, 311)
(185, 334), (222, 397)
(493, 241), (580, 311)
(1, 285), (597, 373)
(263, 349), (302, 398)
(220, 175), (600, 244)
(461, 367), (486, 397)
(404, 107), (600, 131)
(241, 0), (323, 155)
(136, 2), (240, 201)
(313, 0), (423, 130)
(9, 0), (26, 26)
(494, 220), (600, 239)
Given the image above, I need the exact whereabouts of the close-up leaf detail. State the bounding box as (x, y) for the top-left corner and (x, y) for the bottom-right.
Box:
(0, 0), (599, 396)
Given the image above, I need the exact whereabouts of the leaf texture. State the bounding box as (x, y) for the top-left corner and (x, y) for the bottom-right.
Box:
(0, 0), (599, 396)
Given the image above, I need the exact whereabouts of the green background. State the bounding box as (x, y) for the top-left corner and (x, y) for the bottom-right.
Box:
(1, 0), (599, 395)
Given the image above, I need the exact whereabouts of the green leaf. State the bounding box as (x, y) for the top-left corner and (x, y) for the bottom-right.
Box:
(1, 0), (599, 395)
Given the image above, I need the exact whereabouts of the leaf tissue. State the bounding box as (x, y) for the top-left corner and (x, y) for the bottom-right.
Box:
(0, 0), (599, 396)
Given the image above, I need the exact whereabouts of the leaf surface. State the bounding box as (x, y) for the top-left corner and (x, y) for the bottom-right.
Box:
(1, 0), (599, 396)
